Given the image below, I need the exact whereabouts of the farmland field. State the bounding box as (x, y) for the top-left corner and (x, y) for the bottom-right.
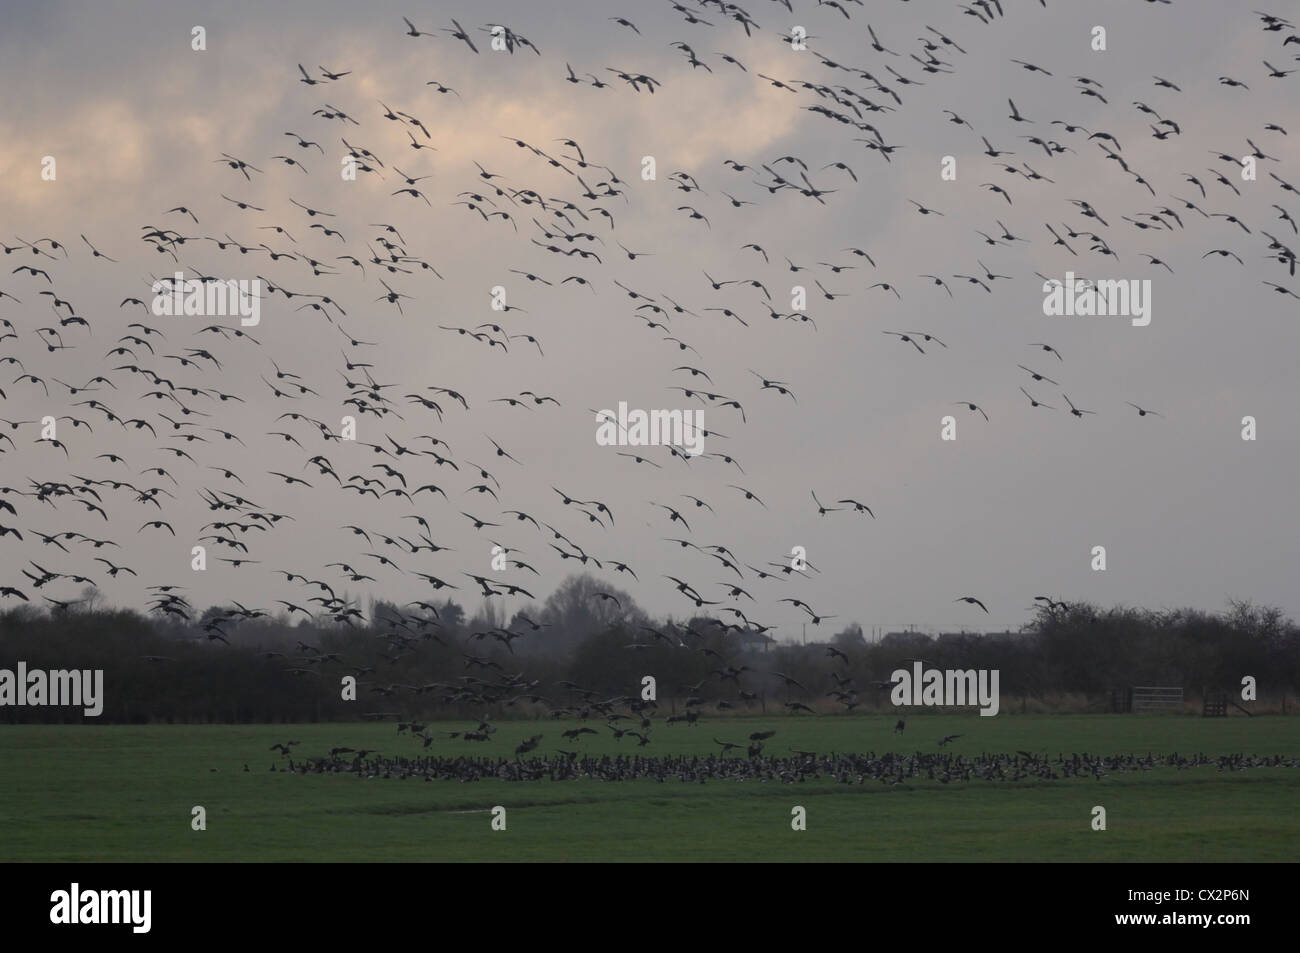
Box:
(2, 714), (1296, 862)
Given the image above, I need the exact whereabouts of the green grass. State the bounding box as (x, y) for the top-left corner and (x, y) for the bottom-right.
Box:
(2, 715), (1297, 861)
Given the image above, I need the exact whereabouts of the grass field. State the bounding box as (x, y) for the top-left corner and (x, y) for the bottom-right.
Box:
(3, 715), (1296, 861)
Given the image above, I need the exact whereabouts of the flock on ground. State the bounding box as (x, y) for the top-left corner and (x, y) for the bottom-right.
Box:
(257, 730), (1300, 784)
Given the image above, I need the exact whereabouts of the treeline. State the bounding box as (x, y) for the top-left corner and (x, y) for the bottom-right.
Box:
(0, 577), (1296, 723)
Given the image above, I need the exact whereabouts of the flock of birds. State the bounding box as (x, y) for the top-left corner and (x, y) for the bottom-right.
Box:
(247, 684), (1293, 788)
(260, 740), (1300, 785)
(1, 3), (1297, 683)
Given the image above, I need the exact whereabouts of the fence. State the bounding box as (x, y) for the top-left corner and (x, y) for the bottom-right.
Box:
(1130, 686), (1184, 712)
(1203, 688), (1253, 717)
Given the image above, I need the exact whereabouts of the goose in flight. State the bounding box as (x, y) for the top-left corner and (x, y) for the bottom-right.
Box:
(883, 331), (926, 354)
(445, 19), (479, 53)
(1062, 394), (1097, 418)
(837, 499), (874, 518)
(1018, 365), (1059, 386)
(402, 16), (434, 37)
(1124, 402), (1163, 418)
(811, 491), (842, 516)
(1019, 387), (1055, 410)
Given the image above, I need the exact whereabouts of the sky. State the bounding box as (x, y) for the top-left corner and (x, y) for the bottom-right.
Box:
(0, 0), (1297, 640)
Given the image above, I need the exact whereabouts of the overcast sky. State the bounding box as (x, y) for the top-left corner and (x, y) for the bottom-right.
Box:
(1, 0), (1297, 638)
